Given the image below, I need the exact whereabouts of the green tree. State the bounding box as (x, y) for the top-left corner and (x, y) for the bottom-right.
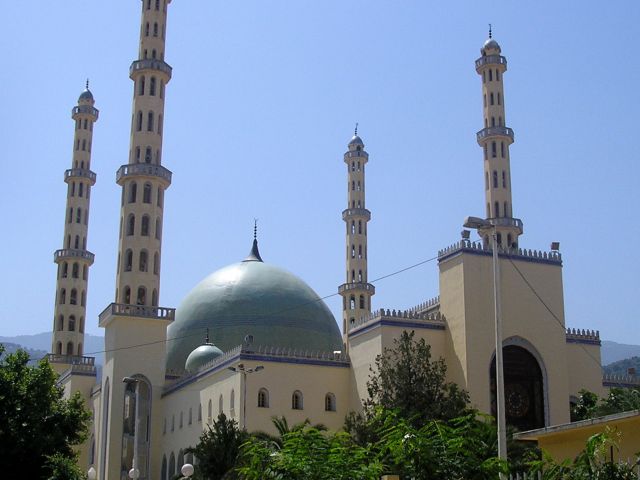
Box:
(571, 388), (640, 421)
(238, 425), (383, 480)
(0, 345), (90, 480)
(186, 413), (248, 480)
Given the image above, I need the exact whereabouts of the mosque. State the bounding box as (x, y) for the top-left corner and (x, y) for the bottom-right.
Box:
(46, 1), (608, 479)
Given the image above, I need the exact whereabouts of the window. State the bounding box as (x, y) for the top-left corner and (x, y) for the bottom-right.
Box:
(158, 114), (163, 135)
(207, 400), (212, 423)
(501, 142), (505, 158)
(70, 289), (78, 305)
(144, 147), (152, 163)
(485, 172), (489, 190)
(139, 250), (148, 272)
(153, 23), (158, 37)
(152, 289), (158, 306)
(129, 182), (137, 203)
(491, 142), (497, 158)
(74, 235), (80, 249)
(325, 393), (336, 412)
(155, 218), (162, 240)
(83, 265), (88, 280)
(491, 116), (496, 127)
(59, 288), (66, 304)
(124, 286), (131, 304)
(147, 111), (154, 131)
(492, 171), (498, 188)
(502, 171), (506, 188)
(488, 69), (493, 81)
(198, 403), (202, 422)
(358, 245), (362, 259)
(359, 295), (365, 309)
(218, 394), (223, 415)
(490, 92), (494, 105)
(150, 77), (156, 96)
(57, 315), (64, 331)
(69, 315), (76, 331)
(349, 296), (355, 310)
(292, 390), (303, 410)
(66, 342), (74, 355)
(145, 22), (150, 36)
(157, 188), (163, 207)
(141, 215), (150, 236)
(258, 388), (269, 408)
(143, 183), (152, 203)
(76, 207), (82, 223)
(72, 262), (79, 279)
(358, 220), (362, 234)
(136, 111), (143, 131)
(153, 252), (159, 275)
(56, 342), (62, 355)
(230, 390), (235, 416)
(497, 92), (502, 105)
(125, 249), (133, 272)
(139, 76), (145, 95)
(79, 317), (85, 333)
(504, 202), (508, 217)
(78, 183), (84, 198)
(494, 201), (500, 218)
(496, 69), (500, 81)
(125, 215), (135, 236)
(81, 291), (86, 307)
(137, 287), (146, 305)
(179, 411), (183, 428)
(77, 343), (82, 355)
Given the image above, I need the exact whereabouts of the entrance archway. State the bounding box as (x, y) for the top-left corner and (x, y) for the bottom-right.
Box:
(490, 345), (544, 431)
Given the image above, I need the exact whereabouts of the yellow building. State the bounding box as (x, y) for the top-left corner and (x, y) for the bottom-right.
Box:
(515, 410), (640, 463)
(45, 3), (613, 480)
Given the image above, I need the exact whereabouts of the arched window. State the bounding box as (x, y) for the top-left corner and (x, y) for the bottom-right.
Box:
(59, 288), (66, 304)
(57, 315), (64, 331)
(501, 142), (505, 158)
(125, 249), (133, 272)
(292, 390), (303, 410)
(358, 220), (362, 234)
(349, 296), (355, 310)
(82, 139), (86, 151)
(502, 171), (506, 188)
(161, 456), (167, 480)
(496, 69), (500, 81)
(358, 270), (363, 282)
(145, 22), (150, 36)
(488, 69), (493, 81)
(150, 77), (156, 96)
(486, 203), (491, 218)
(492, 171), (498, 188)
(507, 234), (513, 247)
(153, 23), (158, 37)
(351, 270), (355, 282)
(490, 92), (494, 105)
(359, 295), (365, 309)
(504, 201), (508, 217)
(207, 399), (212, 423)
(141, 215), (150, 236)
(494, 201), (500, 218)
(78, 183), (84, 198)
(129, 182), (137, 203)
(179, 411), (183, 428)
(155, 218), (162, 240)
(61, 262), (68, 278)
(137, 287), (146, 305)
(136, 111), (143, 131)
(56, 342), (62, 354)
(79, 317), (85, 333)
(70, 289), (78, 305)
(160, 81), (165, 99)
(70, 182), (75, 197)
(66, 341), (74, 355)
(485, 171), (489, 190)
(157, 188), (163, 207)
(218, 394), (223, 414)
(198, 403), (202, 422)
(258, 388), (269, 408)
(83, 265), (87, 280)
(152, 289), (158, 307)
(139, 250), (148, 272)
(188, 407), (192, 425)
(491, 117), (496, 127)
(74, 235), (80, 249)
(124, 286), (131, 304)
(325, 393), (336, 412)
(147, 111), (154, 131)
(158, 114), (163, 134)
(68, 207), (72, 223)
(350, 221), (355, 234)
(76, 207), (82, 223)
(72, 262), (79, 279)
(81, 290), (86, 307)
(69, 315), (76, 331)
(497, 92), (502, 105)
(77, 343), (83, 355)
(491, 142), (497, 158)
(168, 454), (175, 480)
(127, 214), (135, 236)
(155, 0), (160, 10)
(139, 76), (145, 95)
(153, 252), (159, 275)
(143, 147), (151, 164)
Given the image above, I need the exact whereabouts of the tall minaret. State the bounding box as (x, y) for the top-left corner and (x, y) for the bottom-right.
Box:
(51, 83), (98, 358)
(114, 0), (173, 307)
(475, 28), (523, 249)
(338, 127), (375, 347)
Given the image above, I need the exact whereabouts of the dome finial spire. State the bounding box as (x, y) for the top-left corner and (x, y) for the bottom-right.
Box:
(488, 23), (492, 39)
(205, 327), (210, 344)
(243, 220), (264, 262)
(86, 78), (90, 90)
(354, 122), (358, 136)
(254, 218), (258, 241)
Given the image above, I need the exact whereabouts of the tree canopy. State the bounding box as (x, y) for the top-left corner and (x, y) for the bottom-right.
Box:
(0, 345), (90, 480)
(571, 388), (640, 421)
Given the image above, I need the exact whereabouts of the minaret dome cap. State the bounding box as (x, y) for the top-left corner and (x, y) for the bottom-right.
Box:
(78, 88), (94, 102)
(482, 38), (501, 54)
(348, 135), (364, 147)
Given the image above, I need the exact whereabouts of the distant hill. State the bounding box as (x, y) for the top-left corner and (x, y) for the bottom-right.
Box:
(603, 356), (640, 377)
(0, 332), (105, 365)
(1, 342), (48, 365)
(601, 341), (640, 366)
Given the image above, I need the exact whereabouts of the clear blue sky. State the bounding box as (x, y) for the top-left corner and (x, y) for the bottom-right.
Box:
(1, 1), (638, 345)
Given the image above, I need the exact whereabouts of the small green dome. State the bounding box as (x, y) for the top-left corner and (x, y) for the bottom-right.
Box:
(185, 343), (223, 373)
(165, 241), (342, 372)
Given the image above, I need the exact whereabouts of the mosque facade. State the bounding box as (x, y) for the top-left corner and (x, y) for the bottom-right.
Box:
(46, 2), (607, 479)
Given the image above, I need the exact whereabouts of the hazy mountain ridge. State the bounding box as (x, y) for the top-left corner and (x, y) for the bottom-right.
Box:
(603, 356), (640, 377)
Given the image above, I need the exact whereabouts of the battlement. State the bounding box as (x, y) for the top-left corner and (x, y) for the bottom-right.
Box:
(348, 307), (446, 337)
(565, 328), (601, 345)
(163, 344), (350, 395)
(407, 295), (440, 315)
(603, 373), (640, 388)
(438, 241), (562, 265)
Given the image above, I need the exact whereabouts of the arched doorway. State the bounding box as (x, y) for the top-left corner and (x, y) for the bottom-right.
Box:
(490, 345), (544, 431)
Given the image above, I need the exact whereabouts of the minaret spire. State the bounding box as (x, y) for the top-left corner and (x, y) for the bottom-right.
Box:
(475, 34), (523, 248)
(113, 0), (174, 308)
(50, 84), (99, 359)
(338, 130), (375, 349)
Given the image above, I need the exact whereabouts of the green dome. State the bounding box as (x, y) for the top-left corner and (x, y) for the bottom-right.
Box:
(185, 343), (223, 373)
(165, 241), (342, 372)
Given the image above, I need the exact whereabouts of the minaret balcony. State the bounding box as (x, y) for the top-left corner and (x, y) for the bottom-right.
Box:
(46, 354), (95, 366)
(476, 126), (514, 144)
(65, 168), (97, 185)
(116, 163), (172, 186)
(72, 105), (99, 119)
(129, 59), (173, 80)
(475, 54), (507, 70)
(484, 217), (524, 235)
(99, 302), (175, 326)
(342, 208), (371, 221)
(339, 282), (375, 295)
(54, 248), (95, 265)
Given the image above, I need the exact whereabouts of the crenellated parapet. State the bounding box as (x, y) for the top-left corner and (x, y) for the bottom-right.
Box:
(163, 344), (350, 395)
(407, 295), (440, 315)
(603, 373), (640, 388)
(565, 328), (601, 345)
(438, 240), (562, 265)
(347, 307), (446, 339)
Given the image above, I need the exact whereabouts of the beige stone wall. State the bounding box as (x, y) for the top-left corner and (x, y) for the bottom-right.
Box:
(566, 342), (606, 398)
